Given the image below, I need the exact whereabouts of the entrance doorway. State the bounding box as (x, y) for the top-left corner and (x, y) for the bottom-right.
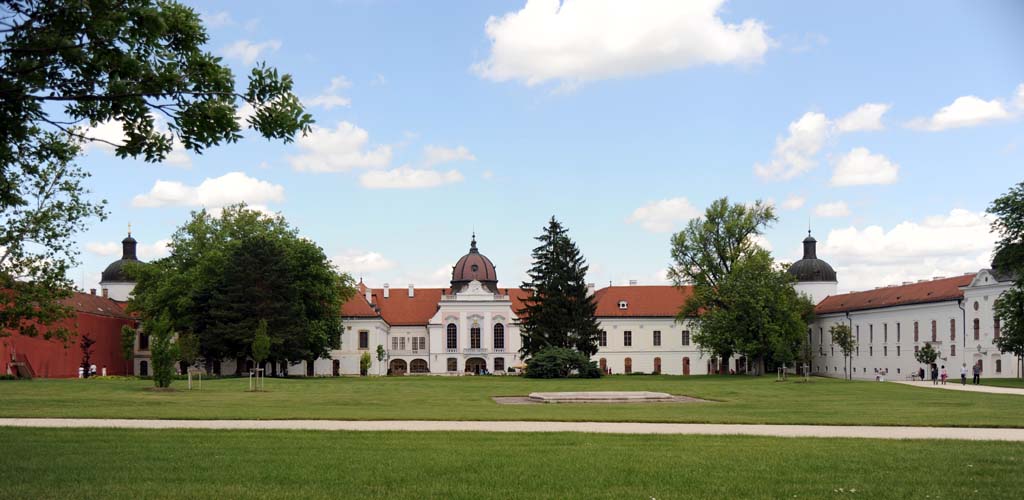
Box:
(599, 358), (607, 373)
(389, 359), (407, 375)
(410, 359), (429, 374)
(332, 359), (340, 377)
(653, 357), (662, 374)
(465, 357), (487, 374)
(683, 357), (691, 376)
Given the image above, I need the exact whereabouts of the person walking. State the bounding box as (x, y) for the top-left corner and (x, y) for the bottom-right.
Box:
(972, 362), (981, 385)
(918, 367), (925, 381)
(940, 366), (947, 385)
(931, 363), (939, 385)
(960, 363), (968, 386)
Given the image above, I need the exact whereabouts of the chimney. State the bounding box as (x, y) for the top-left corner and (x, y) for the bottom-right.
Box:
(628, 280), (638, 286)
(383, 283), (390, 299)
(934, 276), (945, 280)
(902, 281), (912, 285)
(101, 288), (109, 299)
(586, 283), (595, 297)
(365, 287), (372, 303)
(408, 284), (415, 298)
(90, 288), (96, 296)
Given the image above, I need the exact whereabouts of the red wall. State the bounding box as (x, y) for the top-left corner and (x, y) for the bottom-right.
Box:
(2, 312), (134, 378)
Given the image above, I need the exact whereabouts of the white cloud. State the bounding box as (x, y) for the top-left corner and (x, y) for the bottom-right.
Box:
(222, 39), (281, 65)
(906, 95), (1010, 131)
(780, 195), (805, 210)
(423, 145), (476, 166)
(81, 118), (191, 167)
(288, 122), (392, 172)
(131, 171), (284, 208)
(754, 112), (830, 180)
(332, 250), (397, 274)
(820, 209), (996, 292)
(305, 76), (352, 110)
(1015, 83), (1024, 110)
(474, 0), (772, 87)
(755, 102), (891, 181)
(359, 167), (464, 189)
(202, 11), (233, 28)
(751, 234), (773, 251)
(835, 103), (890, 132)
(814, 201), (850, 218)
(627, 197), (701, 233)
(830, 147), (899, 186)
(86, 239), (171, 260)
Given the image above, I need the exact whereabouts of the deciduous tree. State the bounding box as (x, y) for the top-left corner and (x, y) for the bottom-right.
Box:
(990, 181), (1024, 378)
(830, 324), (856, 380)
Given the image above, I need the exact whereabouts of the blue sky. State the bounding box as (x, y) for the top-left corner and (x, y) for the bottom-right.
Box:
(75, 0), (1024, 293)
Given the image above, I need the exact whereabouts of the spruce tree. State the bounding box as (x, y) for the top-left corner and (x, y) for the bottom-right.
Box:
(518, 217), (601, 357)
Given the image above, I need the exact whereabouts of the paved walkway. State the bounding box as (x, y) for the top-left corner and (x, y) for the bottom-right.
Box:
(893, 380), (1024, 395)
(2, 418), (1023, 441)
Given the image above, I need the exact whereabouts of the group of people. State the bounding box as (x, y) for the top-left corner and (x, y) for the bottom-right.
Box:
(921, 362), (983, 386)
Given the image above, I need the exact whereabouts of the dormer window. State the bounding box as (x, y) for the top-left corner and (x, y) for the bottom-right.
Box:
(618, 300), (628, 310)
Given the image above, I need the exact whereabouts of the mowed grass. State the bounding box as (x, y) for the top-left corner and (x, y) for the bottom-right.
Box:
(983, 377), (1024, 388)
(1, 427), (1022, 499)
(4, 375), (1024, 427)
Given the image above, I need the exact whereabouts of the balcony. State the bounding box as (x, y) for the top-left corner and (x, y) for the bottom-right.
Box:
(463, 347), (487, 355)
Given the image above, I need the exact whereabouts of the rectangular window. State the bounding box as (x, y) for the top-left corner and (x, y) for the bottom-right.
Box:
(896, 345), (901, 357)
(996, 359), (1002, 373)
(914, 322), (919, 342)
(493, 333), (504, 350)
(447, 358), (457, 371)
(391, 337), (398, 350)
(914, 345), (919, 354)
(869, 346), (873, 356)
(416, 337), (426, 351)
(856, 325), (860, 343)
(950, 319), (956, 341)
(599, 330), (607, 347)
(623, 331), (632, 347)
(399, 337), (406, 350)
(995, 318), (1001, 339)
(682, 330), (691, 346)
(653, 330), (661, 347)
(883, 323), (888, 343)
(950, 344), (956, 357)
(470, 329), (481, 349)
(446, 331), (457, 350)
(139, 332), (149, 351)
(974, 319), (980, 340)
(359, 331), (369, 350)
(869, 324), (873, 343)
(494, 358), (505, 372)
(896, 323), (901, 342)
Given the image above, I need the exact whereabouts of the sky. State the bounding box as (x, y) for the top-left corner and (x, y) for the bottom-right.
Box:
(73, 0), (1024, 294)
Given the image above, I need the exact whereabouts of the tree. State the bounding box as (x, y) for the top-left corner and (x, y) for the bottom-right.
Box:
(79, 334), (95, 378)
(692, 248), (813, 375)
(127, 204), (355, 374)
(994, 287), (1024, 378)
(830, 324), (856, 380)
(146, 312), (177, 388)
(252, 319), (270, 369)
(989, 181), (1024, 378)
(669, 198), (779, 371)
(517, 217), (602, 359)
(1, 134), (105, 343)
(915, 343), (939, 369)
(177, 332), (200, 372)
(359, 352), (371, 377)
(1, 0), (311, 345)
(120, 325), (136, 368)
(376, 345), (386, 376)
(524, 347), (601, 379)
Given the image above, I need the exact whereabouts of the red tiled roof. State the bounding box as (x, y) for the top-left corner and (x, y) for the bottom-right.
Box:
(62, 292), (133, 320)
(815, 274), (975, 315)
(369, 288), (447, 326)
(593, 285), (694, 317)
(340, 293), (379, 318)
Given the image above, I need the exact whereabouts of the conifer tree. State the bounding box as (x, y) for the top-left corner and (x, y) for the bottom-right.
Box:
(518, 217), (601, 357)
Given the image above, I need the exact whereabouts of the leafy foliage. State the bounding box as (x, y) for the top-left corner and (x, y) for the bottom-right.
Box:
(252, 319), (270, 365)
(146, 312), (177, 388)
(994, 285), (1024, 377)
(524, 347), (601, 379)
(989, 181), (1024, 275)
(915, 343), (938, 367)
(830, 324), (856, 380)
(359, 352), (371, 376)
(120, 325), (136, 363)
(79, 334), (95, 378)
(128, 205), (355, 373)
(176, 332), (200, 369)
(517, 217), (601, 358)
(1, 0), (311, 343)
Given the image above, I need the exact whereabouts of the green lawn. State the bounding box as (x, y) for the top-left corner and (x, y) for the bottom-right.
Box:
(3, 375), (1024, 427)
(1, 427), (1021, 499)
(982, 378), (1024, 388)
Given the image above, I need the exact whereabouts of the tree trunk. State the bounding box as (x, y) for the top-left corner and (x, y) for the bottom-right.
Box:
(234, 356), (244, 376)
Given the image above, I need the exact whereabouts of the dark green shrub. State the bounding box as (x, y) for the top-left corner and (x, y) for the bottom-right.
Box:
(525, 347), (602, 379)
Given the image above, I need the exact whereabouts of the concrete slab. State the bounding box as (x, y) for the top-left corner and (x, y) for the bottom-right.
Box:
(527, 391), (676, 403)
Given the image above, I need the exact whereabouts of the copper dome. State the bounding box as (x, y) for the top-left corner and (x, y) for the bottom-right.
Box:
(451, 234), (498, 292)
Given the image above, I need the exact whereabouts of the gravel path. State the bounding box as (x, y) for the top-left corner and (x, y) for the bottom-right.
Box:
(893, 380), (1024, 395)
(2, 418), (1023, 441)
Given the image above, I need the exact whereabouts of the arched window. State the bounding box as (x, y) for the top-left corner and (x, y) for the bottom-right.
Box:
(653, 357), (662, 374)
(624, 357), (632, 374)
(410, 359), (429, 374)
(493, 324), (505, 351)
(930, 320), (937, 342)
(470, 326), (481, 349)
(446, 324), (457, 350)
(973, 318), (980, 340)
